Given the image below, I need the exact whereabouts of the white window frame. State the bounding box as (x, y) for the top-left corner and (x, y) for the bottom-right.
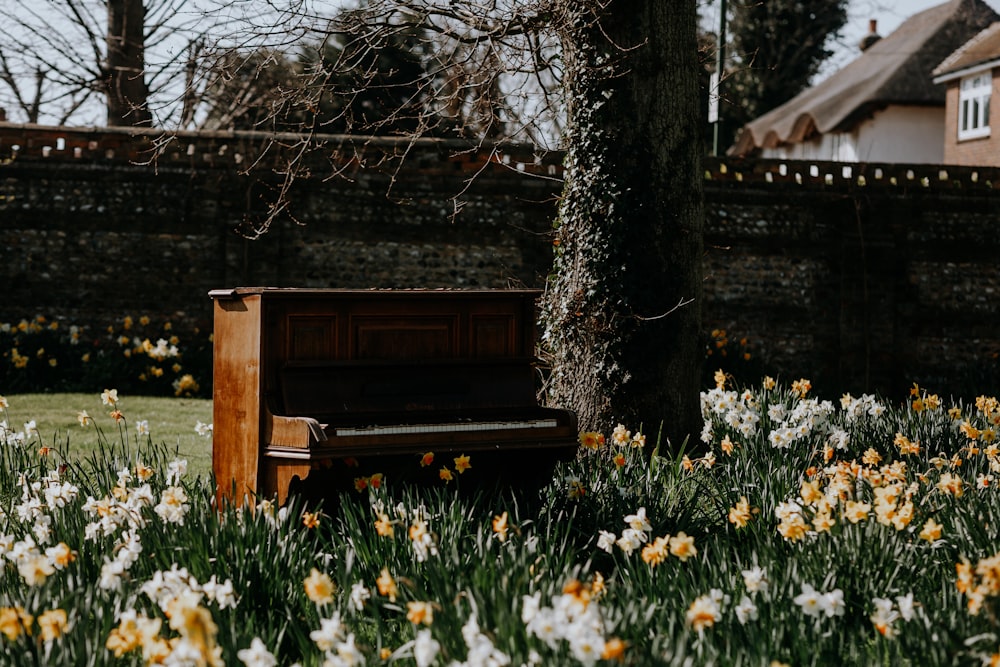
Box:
(958, 71), (992, 141)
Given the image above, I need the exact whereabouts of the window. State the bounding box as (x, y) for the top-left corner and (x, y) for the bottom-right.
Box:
(959, 72), (992, 140)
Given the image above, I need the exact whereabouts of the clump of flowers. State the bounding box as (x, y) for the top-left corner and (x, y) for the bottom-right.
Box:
(793, 583), (845, 621)
(0, 313), (211, 397)
(595, 507), (698, 568)
(957, 551), (1000, 616)
(106, 564), (237, 665)
(869, 593), (918, 638)
(524, 577), (623, 663)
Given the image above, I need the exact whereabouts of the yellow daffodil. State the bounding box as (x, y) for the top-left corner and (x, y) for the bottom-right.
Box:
(641, 536), (670, 566)
(374, 513), (395, 538)
(406, 601), (434, 626)
(669, 532), (697, 561)
(492, 511), (509, 542)
(0, 607), (31, 641)
(37, 609), (67, 642)
(728, 496), (753, 528)
(304, 568), (335, 605)
(376, 568), (397, 601)
(919, 518), (943, 542)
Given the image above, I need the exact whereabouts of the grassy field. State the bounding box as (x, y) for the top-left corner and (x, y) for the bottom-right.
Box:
(1, 392), (213, 478)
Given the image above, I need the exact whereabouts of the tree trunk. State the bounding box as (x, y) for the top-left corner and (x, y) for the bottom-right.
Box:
(542, 0), (704, 451)
(106, 0), (151, 126)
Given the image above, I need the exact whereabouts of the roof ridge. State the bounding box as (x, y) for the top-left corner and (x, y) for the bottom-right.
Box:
(932, 20), (1000, 76)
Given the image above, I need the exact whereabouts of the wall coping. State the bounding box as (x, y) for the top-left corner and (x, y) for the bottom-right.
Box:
(0, 122), (564, 177)
(704, 156), (1000, 194)
(4, 123), (1000, 194)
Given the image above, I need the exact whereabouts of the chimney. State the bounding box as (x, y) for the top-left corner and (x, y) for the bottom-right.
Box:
(859, 19), (882, 51)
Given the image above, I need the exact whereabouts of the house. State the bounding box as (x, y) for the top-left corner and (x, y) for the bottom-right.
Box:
(932, 21), (1000, 164)
(729, 0), (999, 163)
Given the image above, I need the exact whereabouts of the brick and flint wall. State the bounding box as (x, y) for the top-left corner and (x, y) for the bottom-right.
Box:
(3, 124), (1000, 398)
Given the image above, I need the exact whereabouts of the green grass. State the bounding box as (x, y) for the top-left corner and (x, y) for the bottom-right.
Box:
(2, 392), (213, 478)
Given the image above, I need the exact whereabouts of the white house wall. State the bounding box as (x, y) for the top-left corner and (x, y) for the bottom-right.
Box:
(760, 105), (944, 163)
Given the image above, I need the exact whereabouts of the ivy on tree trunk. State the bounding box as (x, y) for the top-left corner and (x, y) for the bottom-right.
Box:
(542, 0), (704, 450)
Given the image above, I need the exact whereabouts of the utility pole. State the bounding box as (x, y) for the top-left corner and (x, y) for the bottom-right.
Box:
(710, 0), (726, 156)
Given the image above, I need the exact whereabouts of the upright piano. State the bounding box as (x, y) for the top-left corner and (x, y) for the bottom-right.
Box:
(210, 288), (578, 505)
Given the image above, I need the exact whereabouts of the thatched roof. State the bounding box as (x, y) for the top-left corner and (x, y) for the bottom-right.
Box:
(730, 0), (999, 156)
(933, 20), (1000, 80)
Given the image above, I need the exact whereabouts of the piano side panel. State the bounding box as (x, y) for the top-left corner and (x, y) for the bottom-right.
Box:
(212, 294), (264, 506)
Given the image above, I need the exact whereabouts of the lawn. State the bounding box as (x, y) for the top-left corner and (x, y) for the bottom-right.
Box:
(0, 375), (998, 666)
(1, 392), (213, 478)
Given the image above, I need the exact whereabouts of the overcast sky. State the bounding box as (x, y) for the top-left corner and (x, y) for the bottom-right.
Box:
(823, 0), (1000, 78)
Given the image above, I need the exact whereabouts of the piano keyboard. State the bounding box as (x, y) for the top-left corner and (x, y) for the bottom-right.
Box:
(335, 418), (559, 437)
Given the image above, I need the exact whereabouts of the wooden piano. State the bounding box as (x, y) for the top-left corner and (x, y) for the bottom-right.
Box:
(210, 288), (578, 505)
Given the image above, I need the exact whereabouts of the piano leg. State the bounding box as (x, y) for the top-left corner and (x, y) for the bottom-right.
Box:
(262, 460), (312, 505)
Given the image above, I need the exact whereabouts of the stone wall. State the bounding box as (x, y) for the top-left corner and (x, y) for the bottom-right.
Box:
(702, 159), (1000, 396)
(3, 124), (1000, 398)
(0, 125), (562, 337)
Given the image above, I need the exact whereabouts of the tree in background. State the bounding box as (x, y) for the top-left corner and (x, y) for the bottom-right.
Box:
(0, 0), (194, 126)
(707, 0), (849, 150)
(200, 17), (432, 136)
(106, 0), (152, 126)
(0, 0), (317, 128)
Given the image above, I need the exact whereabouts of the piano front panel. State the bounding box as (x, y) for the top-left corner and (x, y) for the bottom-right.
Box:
(352, 315), (458, 359)
(470, 314), (516, 357)
(287, 316), (338, 360)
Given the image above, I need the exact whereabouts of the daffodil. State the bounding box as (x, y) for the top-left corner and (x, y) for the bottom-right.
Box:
(919, 518), (943, 542)
(641, 536), (670, 566)
(37, 608), (67, 643)
(669, 532), (697, 561)
(728, 496), (753, 528)
(686, 591), (722, 632)
(309, 614), (345, 650)
(374, 512), (394, 538)
(304, 568), (335, 605)
(735, 596), (758, 624)
(492, 511), (509, 542)
(414, 628), (440, 667)
(794, 583), (822, 617)
(871, 597), (898, 637)
(624, 507), (652, 532)
(376, 568), (397, 601)
(406, 601), (435, 626)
